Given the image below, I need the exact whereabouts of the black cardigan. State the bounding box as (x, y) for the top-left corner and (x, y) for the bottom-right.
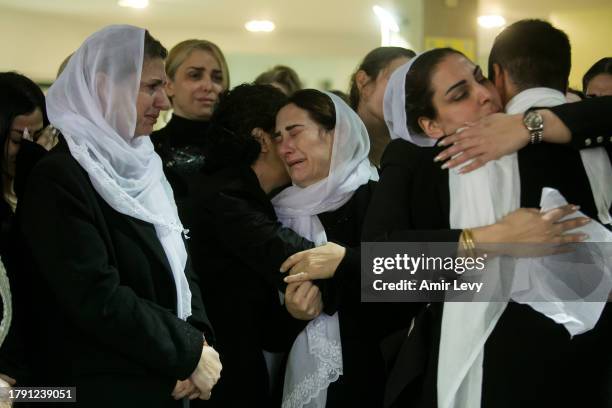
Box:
(16, 139), (212, 408)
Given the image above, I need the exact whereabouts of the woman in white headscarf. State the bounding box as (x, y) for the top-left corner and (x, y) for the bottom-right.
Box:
(272, 89), (413, 408)
(362, 48), (611, 408)
(18, 25), (221, 407)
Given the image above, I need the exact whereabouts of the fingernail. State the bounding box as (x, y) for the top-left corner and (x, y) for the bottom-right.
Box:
(581, 217), (591, 224)
(441, 162), (449, 170)
(580, 234), (589, 241)
(571, 205), (580, 211)
(434, 154), (443, 162)
(438, 139), (447, 146)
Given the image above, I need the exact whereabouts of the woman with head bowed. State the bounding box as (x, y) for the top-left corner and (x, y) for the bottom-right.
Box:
(349, 46), (416, 166)
(18, 25), (221, 407)
(362, 48), (611, 408)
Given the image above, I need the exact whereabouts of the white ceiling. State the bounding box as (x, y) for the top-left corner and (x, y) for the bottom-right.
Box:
(0, 0), (388, 35)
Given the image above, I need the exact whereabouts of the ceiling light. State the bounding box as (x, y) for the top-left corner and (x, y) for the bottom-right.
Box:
(373, 5), (400, 46)
(118, 0), (149, 9)
(245, 20), (275, 33)
(477, 15), (506, 29)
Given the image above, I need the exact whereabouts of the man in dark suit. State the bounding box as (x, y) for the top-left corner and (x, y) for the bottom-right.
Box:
(482, 19), (612, 407)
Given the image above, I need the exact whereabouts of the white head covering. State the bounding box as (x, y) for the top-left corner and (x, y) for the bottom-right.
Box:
(272, 91), (378, 408)
(46, 25), (192, 320)
(384, 50), (612, 408)
(383, 54), (436, 147)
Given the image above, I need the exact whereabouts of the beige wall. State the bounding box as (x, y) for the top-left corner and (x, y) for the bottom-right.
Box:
(476, 5), (612, 90)
(551, 7), (612, 90)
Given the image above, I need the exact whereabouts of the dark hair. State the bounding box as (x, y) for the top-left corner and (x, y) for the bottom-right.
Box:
(254, 65), (303, 95)
(205, 84), (287, 170)
(144, 30), (167, 60)
(582, 57), (612, 93)
(349, 46), (416, 109)
(286, 89), (336, 131)
(404, 48), (464, 134)
(328, 90), (350, 104)
(0, 72), (49, 149)
(488, 19), (571, 93)
(0, 72), (48, 201)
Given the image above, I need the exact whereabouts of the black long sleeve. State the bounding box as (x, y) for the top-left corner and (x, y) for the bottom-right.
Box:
(548, 96), (612, 150)
(362, 140), (462, 243)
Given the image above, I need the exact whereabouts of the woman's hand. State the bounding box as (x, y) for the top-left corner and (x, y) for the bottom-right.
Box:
(280, 242), (346, 284)
(190, 345), (222, 400)
(171, 379), (201, 400)
(35, 125), (60, 151)
(435, 113), (529, 173)
(285, 281), (323, 320)
(472, 204), (590, 256)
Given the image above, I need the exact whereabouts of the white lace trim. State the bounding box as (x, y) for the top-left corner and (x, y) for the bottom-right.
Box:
(0, 258), (12, 347)
(282, 316), (343, 408)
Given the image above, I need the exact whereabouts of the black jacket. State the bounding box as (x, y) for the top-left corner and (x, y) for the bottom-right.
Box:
(0, 139), (48, 382)
(315, 181), (420, 408)
(151, 114), (210, 230)
(550, 95), (612, 150)
(188, 165), (314, 407)
(17, 139), (212, 408)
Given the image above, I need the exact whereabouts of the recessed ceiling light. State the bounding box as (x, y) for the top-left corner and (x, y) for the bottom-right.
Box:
(245, 20), (275, 33)
(118, 0), (149, 9)
(477, 15), (506, 29)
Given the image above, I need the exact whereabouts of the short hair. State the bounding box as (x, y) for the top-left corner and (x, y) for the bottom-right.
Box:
(286, 89), (336, 131)
(165, 39), (229, 90)
(205, 84), (287, 170)
(404, 48), (464, 134)
(349, 46), (416, 109)
(254, 65), (303, 95)
(582, 57), (612, 93)
(143, 30), (167, 61)
(488, 19), (571, 93)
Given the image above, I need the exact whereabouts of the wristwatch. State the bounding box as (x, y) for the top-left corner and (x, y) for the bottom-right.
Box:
(523, 110), (544, 144)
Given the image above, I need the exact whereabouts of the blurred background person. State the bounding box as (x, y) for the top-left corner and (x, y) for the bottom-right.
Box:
(349, 46), (415, 166)
(583, 57), (612, 97)
(254, 65), (303, 96)
(151, 39), (229, 227)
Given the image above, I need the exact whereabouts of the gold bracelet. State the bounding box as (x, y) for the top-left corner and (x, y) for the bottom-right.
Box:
(461, 228), (476, 257)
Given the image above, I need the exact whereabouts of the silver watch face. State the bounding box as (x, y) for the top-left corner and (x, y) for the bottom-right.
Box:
(524, 111), (544, 130)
